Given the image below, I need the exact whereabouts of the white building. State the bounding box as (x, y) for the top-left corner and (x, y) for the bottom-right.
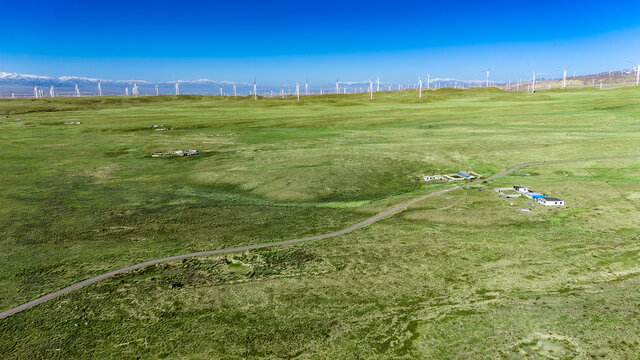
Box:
(513, 185), (528, 193)
(423, 175), (445, 182)
(538, 197), (564, 206)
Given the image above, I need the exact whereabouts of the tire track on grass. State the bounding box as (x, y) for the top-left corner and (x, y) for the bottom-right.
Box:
(1, 154), (639, 320)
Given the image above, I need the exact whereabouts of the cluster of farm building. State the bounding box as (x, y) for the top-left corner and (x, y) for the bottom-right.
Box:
(423, 170), (482, 182)
(495, 185), (564, 206)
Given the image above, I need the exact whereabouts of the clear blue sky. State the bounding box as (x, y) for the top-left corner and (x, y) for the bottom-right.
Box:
(1, 0), (639, 84)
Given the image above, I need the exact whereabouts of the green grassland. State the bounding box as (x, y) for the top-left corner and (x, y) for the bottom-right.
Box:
(1, 88), (640, 358)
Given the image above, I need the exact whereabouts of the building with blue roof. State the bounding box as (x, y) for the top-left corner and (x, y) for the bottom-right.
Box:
(525, 192), (547, 199)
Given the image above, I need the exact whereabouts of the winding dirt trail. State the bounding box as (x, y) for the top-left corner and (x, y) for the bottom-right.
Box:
(1, 154), (638, 320)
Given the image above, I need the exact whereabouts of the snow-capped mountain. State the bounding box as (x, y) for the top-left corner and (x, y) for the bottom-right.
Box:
(0, 72), (256, 97)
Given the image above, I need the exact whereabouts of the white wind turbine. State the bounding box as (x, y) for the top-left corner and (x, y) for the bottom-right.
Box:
(155, 82), (159, 96)
(376, 75), (380, 92)
(175, 81), (180, 95)
(426, 74), (431, 89)
(253, 80), (257, 100)
(34, 85), (38, 98)
(484, 69), (490, 87)
(369, 79), (373, 100)
(75, 82), (80, 97)
(336, 79), (339, 94)
(305, 80), (309, 96)
(418, 75), (423, 99)
(49, 83), (55, 98)
(563, 69), (567, 88)
(98, 80), (102, 96)
(233, 83), (237, 96)
(636, 65), (640, 86)
(531, 71), (545, 94)
(133, 82), (139, 97)
(296, 82), (300, 101)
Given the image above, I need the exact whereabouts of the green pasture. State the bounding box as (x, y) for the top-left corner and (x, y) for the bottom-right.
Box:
(1, 87), (640, 358)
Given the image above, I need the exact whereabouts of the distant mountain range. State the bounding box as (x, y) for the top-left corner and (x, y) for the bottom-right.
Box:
(0, 72), (258, 97)
(0, 72), (494, 97)
(0, 68), (636, 98)
(0, 72), (252, 85)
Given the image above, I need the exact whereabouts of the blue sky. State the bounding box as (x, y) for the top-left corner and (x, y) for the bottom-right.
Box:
(1, 0), (640, 84)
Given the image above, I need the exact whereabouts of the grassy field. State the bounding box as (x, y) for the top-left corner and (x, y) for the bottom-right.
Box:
(1, 87), (640, 358)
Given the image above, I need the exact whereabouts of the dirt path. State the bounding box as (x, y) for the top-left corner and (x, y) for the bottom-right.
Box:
(1, 154), (638, 320)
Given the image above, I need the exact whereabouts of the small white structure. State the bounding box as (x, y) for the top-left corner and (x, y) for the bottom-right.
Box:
(494, 188), (521, 198)
(513, 185), (528, 193)
(423, 175), (445, 182)
(423, 170), (483, 182)
(538, 197), (564, 206)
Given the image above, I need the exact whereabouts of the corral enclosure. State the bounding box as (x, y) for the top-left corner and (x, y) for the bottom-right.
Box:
(1, 88), (640, 358)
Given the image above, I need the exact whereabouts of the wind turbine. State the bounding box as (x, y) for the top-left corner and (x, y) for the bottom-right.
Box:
(336, 79), (339, 94)
(531, 71), (545, 94)
(369, 80), (373, 100)
(34, 84), (38, 98)
(636, 65), (640, 86)
(281, 88), (284, 98)
(296, 82), (300, 101)
(75, 82), (80, 97)
(563, 69), (567, 88)
(426, 74), (431, 89)
(234, 83), (237, 96)
(305, 80), (309, 96)
(49, 83), (54, 98)
(376, 75), (380, 92)
(133, 82), (139, 97)
(418, 75), (423, 99)
(125, 87), (129, 96)
(175, 82), (180, 95)
(219, 84), (223, 96)
(253, 80), (257, 100)
(484, 70), (490, 87)
(98, 80), (102, 96)
(155, 82), (159, 96)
